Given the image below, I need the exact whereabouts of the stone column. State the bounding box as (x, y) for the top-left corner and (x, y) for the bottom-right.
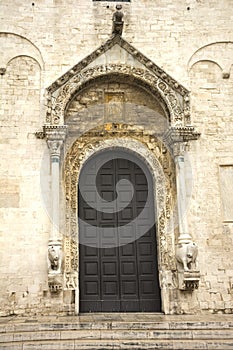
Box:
(173, 143), (192, 245)
(164, 127), (200, 290)
(45, 126), (67, 292)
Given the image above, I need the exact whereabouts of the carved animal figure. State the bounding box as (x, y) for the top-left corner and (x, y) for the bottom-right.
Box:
(176, 242), (198, 271)
(48, 246), (61, 273)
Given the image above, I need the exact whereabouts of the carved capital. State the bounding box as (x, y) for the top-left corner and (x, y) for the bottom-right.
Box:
(44, 125), (67, 158)
(173, 143), (187, 158)
(47, 139), (64, 158)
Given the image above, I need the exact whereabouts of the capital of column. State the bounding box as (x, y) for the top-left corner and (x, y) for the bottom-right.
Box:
(173, 143), (186, 158)
(44, 125), (67, 159)
(163, 126), (200, 157)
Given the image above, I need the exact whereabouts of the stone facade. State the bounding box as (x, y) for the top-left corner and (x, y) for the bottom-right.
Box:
(0, 0), (233, 316)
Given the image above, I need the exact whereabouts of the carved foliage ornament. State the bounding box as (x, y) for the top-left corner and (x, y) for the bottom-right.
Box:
(46, 65), (190, 128)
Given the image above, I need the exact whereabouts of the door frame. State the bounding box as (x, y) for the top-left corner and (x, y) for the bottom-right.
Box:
(63, 130), (176, 315)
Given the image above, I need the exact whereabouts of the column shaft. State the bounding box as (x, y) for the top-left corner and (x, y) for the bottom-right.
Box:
(51, 155), (60, 241)
(175, 154), (192, 244)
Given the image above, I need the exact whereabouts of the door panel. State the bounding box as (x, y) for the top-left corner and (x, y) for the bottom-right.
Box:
(79, 152), (161, 312)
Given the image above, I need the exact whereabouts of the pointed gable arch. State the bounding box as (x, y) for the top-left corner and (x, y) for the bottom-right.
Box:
(45, 35), (191, 127)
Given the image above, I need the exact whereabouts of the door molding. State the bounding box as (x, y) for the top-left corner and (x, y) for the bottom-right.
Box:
(63, 124), (177, 314)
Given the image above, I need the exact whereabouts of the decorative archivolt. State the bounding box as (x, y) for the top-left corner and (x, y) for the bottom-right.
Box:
(63, 124), (177, 288)
(46, 64), (191, 127)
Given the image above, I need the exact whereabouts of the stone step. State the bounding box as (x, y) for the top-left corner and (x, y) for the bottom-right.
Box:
(1, 339), (233, 350)
(1, 328), (233, 342)
(0, 315), (233, 350)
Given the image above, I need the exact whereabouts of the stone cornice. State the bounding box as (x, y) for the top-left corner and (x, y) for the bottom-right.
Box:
(163, 126), (201, 146)
(163, 126), (200, 157)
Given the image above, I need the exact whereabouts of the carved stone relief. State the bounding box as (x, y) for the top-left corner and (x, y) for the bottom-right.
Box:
(46, 65), (190, 128)
(48, 245), (62, 274)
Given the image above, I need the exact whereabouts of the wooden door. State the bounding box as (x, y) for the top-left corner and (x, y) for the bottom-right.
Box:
(78, 151), (161, 312)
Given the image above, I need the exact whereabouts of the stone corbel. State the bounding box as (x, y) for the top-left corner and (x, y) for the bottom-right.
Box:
(44, 125), (67, 293)
(163, 126), (201, 290)
(48, 274), (63, 294)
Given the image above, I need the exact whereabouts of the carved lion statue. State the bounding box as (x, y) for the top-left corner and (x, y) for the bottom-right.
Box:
(48, 245), (62, 273)
(176, 242), (198, 272)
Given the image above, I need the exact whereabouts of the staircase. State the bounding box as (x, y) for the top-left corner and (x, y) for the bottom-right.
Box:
(0, 313), (233, 349)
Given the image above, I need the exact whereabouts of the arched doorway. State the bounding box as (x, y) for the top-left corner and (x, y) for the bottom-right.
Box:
(78, 149), (161, 312)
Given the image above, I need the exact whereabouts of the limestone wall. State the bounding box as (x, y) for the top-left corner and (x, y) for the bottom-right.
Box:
(0, 0), (233, 316)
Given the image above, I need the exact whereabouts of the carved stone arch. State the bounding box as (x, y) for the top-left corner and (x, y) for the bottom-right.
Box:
(63, 126), (177, 314)
(44, 35), (192, 128)
(63, 71), (171, 123)
(47, 64), (190, 127)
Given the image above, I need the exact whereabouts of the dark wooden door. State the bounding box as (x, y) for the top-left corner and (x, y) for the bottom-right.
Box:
(78, 152), (161, 312)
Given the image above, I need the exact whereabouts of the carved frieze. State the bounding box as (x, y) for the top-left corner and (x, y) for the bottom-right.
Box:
(65, 272), (78, 290)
